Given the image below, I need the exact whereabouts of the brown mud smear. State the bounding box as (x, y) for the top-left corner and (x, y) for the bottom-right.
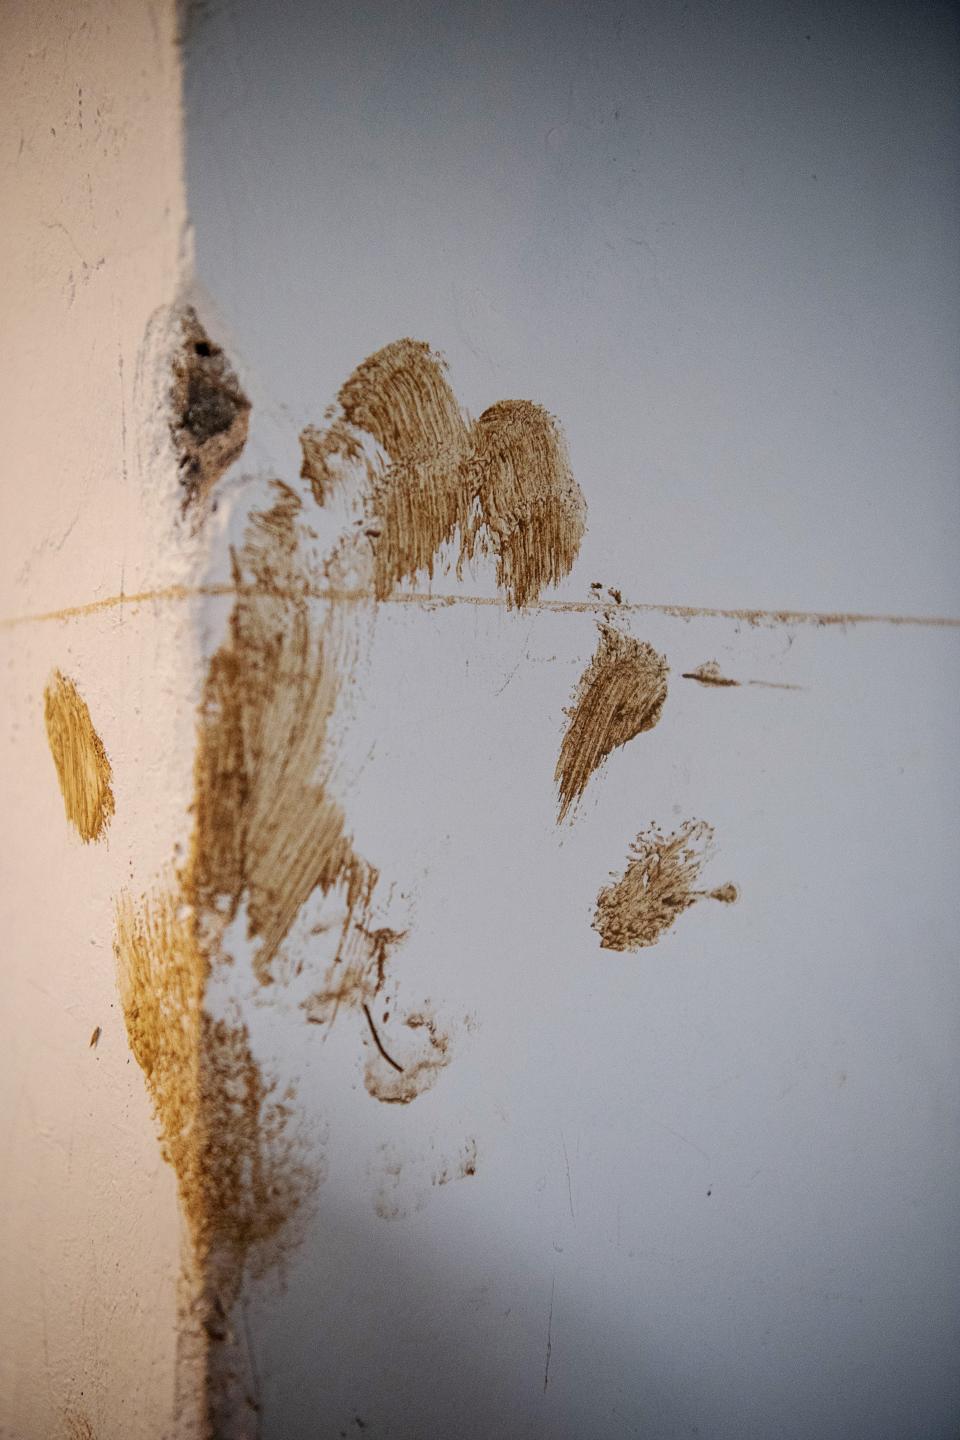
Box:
(44, 670), (115, 842)
(682, 661), (739, 687)
(64, 1412), (95, 1440)
(556, 627), (668, 822)
(115, 887), (310, 1292)
(170, 307), (250, 511)
(303, 338), (587, 608)
(594, 821), (738, 950)
(435, 1139), (478, 1185)
(115, 883), (313, 1434)
(364, 1009), (452, 1105)
(190, 482), (376, 985)
(682, 660), (802, 691)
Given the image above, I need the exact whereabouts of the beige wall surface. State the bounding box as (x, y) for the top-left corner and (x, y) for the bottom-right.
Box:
(0, 3), (192, 1437)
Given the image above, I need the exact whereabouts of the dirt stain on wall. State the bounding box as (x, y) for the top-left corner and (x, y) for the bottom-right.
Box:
(111, 333), (585, 1416)
(363, 1009), (452, 1105)
(306, 338), (587, 608)
(556, 627), (668, 822)
(114, 885), (311, 1298)
(190, 482), (376, 985)
(170, 308), (250, 511)
(44, 670), (115, 843)
(594, 821), (738, 950)
(681, 660), (739, 688)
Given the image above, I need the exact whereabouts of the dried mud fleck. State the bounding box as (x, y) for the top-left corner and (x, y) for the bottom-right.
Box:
(556, 627), (668, 822)
(44, 670), (115, 843)
(170, 307), (250, 511)
(435, 1139), (478, 1185)
(594, 821), (738, 950)
(681, 661), (739, 688)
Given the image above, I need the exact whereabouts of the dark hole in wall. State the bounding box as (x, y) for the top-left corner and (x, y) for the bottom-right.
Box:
(171, 307), (251, 511)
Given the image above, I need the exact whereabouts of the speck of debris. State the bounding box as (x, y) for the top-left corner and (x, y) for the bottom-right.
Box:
(89, 1026), (101, 1049)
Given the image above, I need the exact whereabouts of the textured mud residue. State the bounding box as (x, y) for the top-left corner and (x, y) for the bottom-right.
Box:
(556, 627), (668, 822)
(44, 671), (115, 842)
(681, 660), (739, 688)
(190, 482), (376, 985)
(64, 1412), (95, 1440)
(435, 1138), (478, 1185)
(170, 307), (250, 510)
(594, 821), (738, 950)
(114, 887), (311, 1294)
(305, 338), (587, 608)
(363, 1009), (452, 1104)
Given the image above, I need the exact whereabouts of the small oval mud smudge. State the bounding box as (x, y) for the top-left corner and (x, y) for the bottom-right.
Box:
(44, 670), (115, 842)
(556, 627), (668, 822)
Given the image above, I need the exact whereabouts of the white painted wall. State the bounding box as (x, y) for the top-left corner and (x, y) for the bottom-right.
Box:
(0, 3), (191, 1436)
(2, 2), (958, 1438)
(183, 3), (960, 1438)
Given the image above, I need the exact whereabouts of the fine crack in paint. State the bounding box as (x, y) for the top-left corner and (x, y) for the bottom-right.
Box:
(555, 626), (668, 822)
(44, 670), (115, 842)
(593, 821), (738, 950)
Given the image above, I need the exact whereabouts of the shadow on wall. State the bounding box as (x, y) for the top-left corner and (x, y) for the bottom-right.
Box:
(244, 1190), (713, 1440)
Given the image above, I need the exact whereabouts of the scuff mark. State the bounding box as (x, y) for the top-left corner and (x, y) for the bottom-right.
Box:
(681, 660), (739, 687)
(561, 1133), (576, 1222)
(44, 670), (115, 843)
(363, 1009), (451, 1105)
(170, 307), (250, 511)
(543, 1275), (556, 1392)
(682, 660), (802, 691)
(434, 1138), (478, 1185)
(593, 822), (738, 950)
(64, 1412), (95, 1440)
(555, 626), (668, 822)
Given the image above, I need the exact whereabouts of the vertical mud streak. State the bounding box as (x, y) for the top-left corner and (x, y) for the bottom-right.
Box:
(190, 483), (376, 985)
(44, 670), (115, 843)
(115, 881), (313, 1437)
(593, 821), (738, 950)
(555, 627), (668, 822)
